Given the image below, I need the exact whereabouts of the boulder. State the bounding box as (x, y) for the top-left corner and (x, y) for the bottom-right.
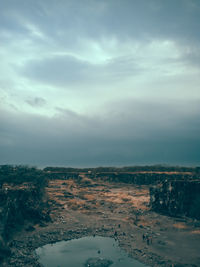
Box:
(150, 180), (200, 219)
(84, 257), (113, 267)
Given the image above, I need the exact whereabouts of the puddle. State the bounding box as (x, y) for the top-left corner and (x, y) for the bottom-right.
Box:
(36, 236), (147, 267)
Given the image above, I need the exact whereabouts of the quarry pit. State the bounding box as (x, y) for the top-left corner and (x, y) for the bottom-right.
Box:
(1, 167), (200, 267)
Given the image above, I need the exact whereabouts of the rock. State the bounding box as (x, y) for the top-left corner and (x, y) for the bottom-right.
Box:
(150, 180), (200, 219)
(157, 240), (166, 246)
(0, 184), (50, 262)
(63, 192), (74, 198)
(0, 238), (10, 261)
(25, 225), (35, 232)
(84, 257), (113, 267)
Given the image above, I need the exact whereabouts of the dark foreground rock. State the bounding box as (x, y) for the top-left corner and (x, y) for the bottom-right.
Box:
(0, 185), (50, 263)
(150, 180), (200, 219)
(84, 257), (113, 267)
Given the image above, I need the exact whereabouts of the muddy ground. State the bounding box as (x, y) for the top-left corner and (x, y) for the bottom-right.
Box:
(3, 175), (200, 267)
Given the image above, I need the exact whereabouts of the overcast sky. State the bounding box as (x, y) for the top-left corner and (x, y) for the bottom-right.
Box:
(0, 0), (200, 167)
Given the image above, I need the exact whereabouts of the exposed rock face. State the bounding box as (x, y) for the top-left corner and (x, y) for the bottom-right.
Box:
(95, 172), (195, 185)
(46, 172), (79, 180)
(150, 180), (200, 219)
(46, 170), (198, 185)
(0, 186), (50, 261)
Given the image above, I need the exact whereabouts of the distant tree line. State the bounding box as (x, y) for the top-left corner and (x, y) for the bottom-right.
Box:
(0, 165), (48, 193)
(1, 165), (198, 189)
(43, 165), (199, 173)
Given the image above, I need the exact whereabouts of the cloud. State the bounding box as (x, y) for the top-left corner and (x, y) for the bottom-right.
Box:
(21, 55), (92, 87)
(20, 39), (193, 89)
(1, 0), (200, 46)
(26, 97), (46, 107)
(0, 98), (200, 166)
(0, 0), (200, 166)
(21, 52), (143, 88)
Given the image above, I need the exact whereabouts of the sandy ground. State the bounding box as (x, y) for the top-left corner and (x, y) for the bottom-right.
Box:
(4, 176), (200, 267)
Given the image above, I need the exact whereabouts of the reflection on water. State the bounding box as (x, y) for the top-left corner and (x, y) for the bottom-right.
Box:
(36, 236), (147, 267)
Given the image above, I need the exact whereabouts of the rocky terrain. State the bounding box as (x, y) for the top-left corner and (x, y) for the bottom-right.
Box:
(0, 166), (200, 266)
(150, 180), (200, 219)
(0, 166), (50, 263)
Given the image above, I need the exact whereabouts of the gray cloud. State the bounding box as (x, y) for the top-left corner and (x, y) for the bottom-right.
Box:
(22, 55), (92, 87)
(1, 0), (200, 84)
(20, 54), (142, 88)
(1, 0), (200, 166)
(1, 0), (200, 49)
(0, 99), (200, 166)
(1, 0), (199, 41)
(26, 97), (46, 107)
(181, 47), (200, 67)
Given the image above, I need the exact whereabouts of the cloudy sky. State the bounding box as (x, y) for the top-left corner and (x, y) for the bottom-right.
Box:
(0, 0), (200, 167)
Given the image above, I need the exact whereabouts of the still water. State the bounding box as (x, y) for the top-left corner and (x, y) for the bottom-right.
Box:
(36, 236), (147, 267)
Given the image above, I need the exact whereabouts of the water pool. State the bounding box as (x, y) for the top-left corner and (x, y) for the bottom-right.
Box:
(36, 236), (147, 267)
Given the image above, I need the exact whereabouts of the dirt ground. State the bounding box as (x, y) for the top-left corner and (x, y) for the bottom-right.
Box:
(4, 176), (200, 266)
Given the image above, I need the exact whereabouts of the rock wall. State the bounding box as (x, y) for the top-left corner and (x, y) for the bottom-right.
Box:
(0, 185), (50, 261)
(150, 180), (200, 219)
(46, 172), (79, 180)
(45, 170), (198, 185)
(93, 172), (197, 185)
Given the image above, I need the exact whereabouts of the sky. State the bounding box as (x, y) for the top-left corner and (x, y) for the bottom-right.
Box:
(0, 0), (200, 167)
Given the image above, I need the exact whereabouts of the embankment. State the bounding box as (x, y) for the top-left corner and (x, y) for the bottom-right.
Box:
(150, 180), (200, 219)
(0, 166), (50, 262)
